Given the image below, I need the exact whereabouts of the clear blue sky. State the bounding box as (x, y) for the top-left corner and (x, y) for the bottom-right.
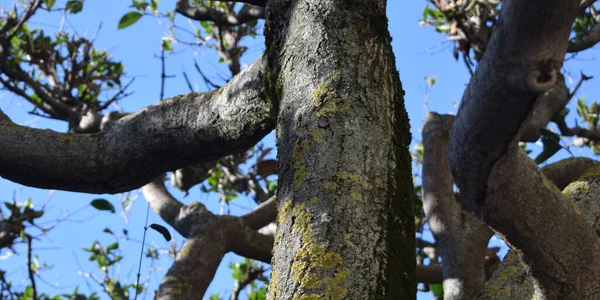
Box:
(0, 0), (599, 299)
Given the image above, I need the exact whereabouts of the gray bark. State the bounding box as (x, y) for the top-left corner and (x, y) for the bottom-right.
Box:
(265, 0), (414, 299)
(477, 160), (600, 300)
(0, 57), (275, 193)
(448, 0), (600, 298)
(141, 179), (275, 299)
(422, 113), (493, 300)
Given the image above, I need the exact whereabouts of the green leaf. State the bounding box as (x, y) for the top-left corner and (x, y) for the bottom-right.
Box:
(150, 0), (159, 13)
(66, 0), (83, 13)
(43, 0), (56, 9)
(103, 228), (114, 235)
(4, 201), (15, 211)
(118, 12), (143, 30)
(209, 293), (220, 300)
(107, 242), (119, 251)
(149, 223), (171, 241)
(90, 199), (116, 213)
(22, 285), (34, 299)
(425, 76), (437, 88)
(430, 283), (444, 297)
(161, 38), (172, 52)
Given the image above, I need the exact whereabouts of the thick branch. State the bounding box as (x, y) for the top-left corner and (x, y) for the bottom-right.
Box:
(416, 265), (443, 284)
(520, 73), (569, 142)
(141, 178), (184, 227)
(176, 1), (264, 26)
(448, 0), (600, 298)
(449, 0), (580, 210)
(240, 196), (277, 230)
(567, 23), (600, 52)
(0, 56), (275, 194)
(230, 227), (273, 263)
(541, 157), (598, 190)
(422, 113), (492, 299)
(158, 234), (227, 300)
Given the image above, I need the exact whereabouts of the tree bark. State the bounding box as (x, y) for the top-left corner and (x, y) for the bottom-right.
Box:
(477, 161), (600, 300)
(422, 113), (492, 299)
(0, 57), (274, 193)
(448, 0), (600, 298)
(265, 0), (415, 299)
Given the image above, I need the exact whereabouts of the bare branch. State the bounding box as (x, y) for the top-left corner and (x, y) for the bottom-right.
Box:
(0, 55), (275, 194)
(541, 157), (598, 190)
(422, 112), (492, 299)
(158, 234), (227, 299)
(26, 235), (38, 300)
(141, 178), (184, 227)
(567, 23), (600, 52)
(176, 1), (264, 26)
(416, 265), (443, 284)
(241, 196), (277, 230)
(448, 0), (600, 297)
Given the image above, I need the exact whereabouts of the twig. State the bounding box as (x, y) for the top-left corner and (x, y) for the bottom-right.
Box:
(156, 50), (175, 101)
(134, 203), (151, 300)
(26, 235), (38, 300)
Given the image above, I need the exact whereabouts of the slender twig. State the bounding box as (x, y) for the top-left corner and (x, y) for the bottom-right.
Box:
(194, 60), (221, 89)
(135, 203), (151, 300)
(155, 50), (175, 101)
(568, 72), (594, 100)
(26, 235), (38, 300)
(182, 71), (195, 92)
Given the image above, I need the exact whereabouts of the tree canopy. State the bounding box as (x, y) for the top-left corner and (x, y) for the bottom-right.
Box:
(1, 0), (600, 299)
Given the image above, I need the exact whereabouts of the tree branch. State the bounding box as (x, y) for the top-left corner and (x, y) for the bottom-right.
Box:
(448, 0), (600, 297)
(176, 1), (264, 26)
(422, 112), (492, 299)
(567, 23), (600, 52)
(158, 234), (227, 300)
(141, 177), (184, 227)
(416, 265), (443, 284)
(0, 55), (275, 194)
(240, 196), (277, 230)
(541, 157), (598, 190)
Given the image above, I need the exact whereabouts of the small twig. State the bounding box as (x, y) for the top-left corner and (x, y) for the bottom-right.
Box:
(26, 235), (38, 300)
(155, 50), (176, 101)
(134, 203), (151, 300)
(97, 78), (135, 110)
(568, 72), (594, 100)
(194, 60), (221, 90)
(463, 54), (474, 76)
(182, 71), (195, 92)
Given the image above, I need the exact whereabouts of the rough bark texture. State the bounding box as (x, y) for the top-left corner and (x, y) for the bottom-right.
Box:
(477, 162), (600, 300)
(265, 0), (415, 299)
(447, 0), (600, 298)
(476, 251), (534, 300)
(141, 179), (275, 299)
(422, 113), (492, 299)
(0, 57), (274, 193)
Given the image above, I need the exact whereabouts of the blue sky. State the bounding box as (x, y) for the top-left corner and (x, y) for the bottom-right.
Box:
(0, 0), (599, 299)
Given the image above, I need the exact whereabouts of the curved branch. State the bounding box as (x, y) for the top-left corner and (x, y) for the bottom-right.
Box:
(141, 177), (184, 227)
(422, 112), (492, 299)
(448, 0), (580, 210)
(541, 157), (598, 190)
(448, 0), (600, 297)
(416, 265), (443, 284)
(241, 195), (277, 230)
(176, 1), (264, 26)
(0, 55), (275, 194)
(158, 234), (227, 300)
(567, 23), (600, 52)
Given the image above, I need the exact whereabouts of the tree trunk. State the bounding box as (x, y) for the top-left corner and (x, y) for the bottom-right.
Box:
(265, 0), (415, 299)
